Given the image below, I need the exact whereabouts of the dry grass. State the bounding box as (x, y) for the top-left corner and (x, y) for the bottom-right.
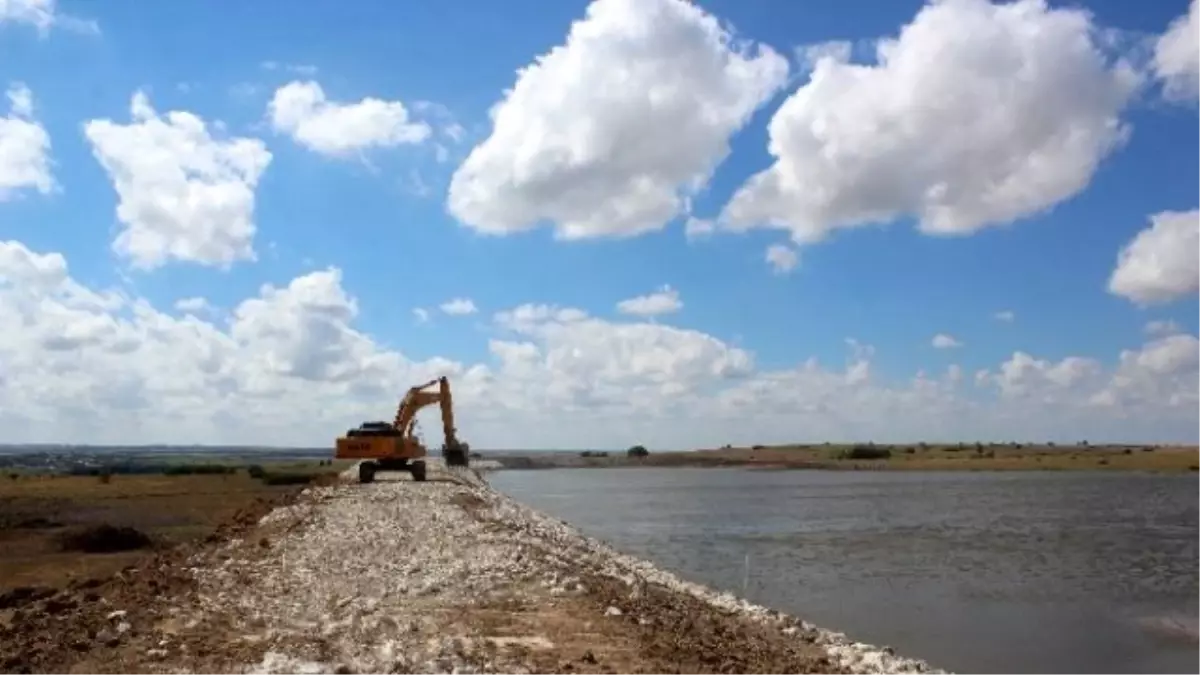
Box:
(0, 470), (311, 592)
(646, 443), (1200, 473)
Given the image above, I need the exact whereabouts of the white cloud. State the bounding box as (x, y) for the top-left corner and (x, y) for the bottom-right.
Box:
(1153, 0), (1200, 102)
(987, 352), (1102, 400)
(267, 80), (431, 158)
(1090, 334), (1199, 412)
(765, 244), (798, 274)
(0, 0), (97, 35)
(0, 83), (54, 201)
(0, 238), (1195, 447)
(993, 310), (1016, 322)
(616, 285), (682, 317)
(491, 302), (754, 418)
(439, 298), (478, 316)
(175, 296), (212, 314)
(446, 0), (788, 239)
(797, 40), (852, 72)
(684, 217), (715, 240)
(932, 333), (963, 349)
(1108, 209), (1199, 305)
(721, 0), (1140, 244)
(1145, 320), (1181, 337)
(413, 307), (430, 324)
(83, 91), (273, 270)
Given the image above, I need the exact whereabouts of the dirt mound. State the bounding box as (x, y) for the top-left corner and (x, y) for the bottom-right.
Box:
(57, 525), (153, 553)
(0, 488), (305, 674)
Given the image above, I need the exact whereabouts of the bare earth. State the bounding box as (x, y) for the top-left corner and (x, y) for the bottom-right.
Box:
(1, 465), (938, 674)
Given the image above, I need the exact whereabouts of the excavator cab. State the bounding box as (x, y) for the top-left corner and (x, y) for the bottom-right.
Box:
(335, 376), (470, 483)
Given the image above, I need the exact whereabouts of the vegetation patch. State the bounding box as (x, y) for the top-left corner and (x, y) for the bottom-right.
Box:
(57, 524), (153, 554)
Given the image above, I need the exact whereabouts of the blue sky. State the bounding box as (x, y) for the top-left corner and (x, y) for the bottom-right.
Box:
(0, 0), (1196, 448)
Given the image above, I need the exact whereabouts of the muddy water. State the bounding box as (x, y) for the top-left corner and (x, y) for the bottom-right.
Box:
(489, 468), (1199, 674)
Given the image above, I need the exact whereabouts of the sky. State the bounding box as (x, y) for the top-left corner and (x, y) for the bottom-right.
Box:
(0, 0), (1197, 450)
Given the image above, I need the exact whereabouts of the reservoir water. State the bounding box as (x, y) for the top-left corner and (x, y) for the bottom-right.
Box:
(488, 468), (1199, 674)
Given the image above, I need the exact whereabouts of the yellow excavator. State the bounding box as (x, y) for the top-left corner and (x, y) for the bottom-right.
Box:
(335, 376), (470, 484)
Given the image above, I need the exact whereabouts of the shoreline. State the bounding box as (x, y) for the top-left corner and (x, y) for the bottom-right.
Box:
(487, 443), (1200, 473)
(1, 462), (939, 673)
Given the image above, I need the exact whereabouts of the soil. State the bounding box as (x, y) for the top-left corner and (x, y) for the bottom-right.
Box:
(0, 491), (297, 674)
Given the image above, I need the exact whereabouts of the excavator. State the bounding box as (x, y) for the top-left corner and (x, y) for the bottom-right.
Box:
(335, 376), (470, 484)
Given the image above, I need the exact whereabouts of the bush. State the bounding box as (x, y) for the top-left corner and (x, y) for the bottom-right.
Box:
(751, 445), (766, 450)
(162, 464), (236, 476)
(627, 445), (650, 458)
(840, 445), (892, 460)
(246, 464), (266, 479)
(904, 447), (916, 454)
(58, 525), (152, 553)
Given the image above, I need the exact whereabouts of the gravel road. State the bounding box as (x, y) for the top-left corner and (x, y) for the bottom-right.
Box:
(13, 463), (939, 673)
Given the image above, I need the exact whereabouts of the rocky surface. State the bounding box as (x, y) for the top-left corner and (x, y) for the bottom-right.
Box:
(1, 464), (941, 673)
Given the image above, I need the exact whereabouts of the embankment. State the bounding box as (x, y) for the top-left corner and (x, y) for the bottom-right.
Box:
(2, 464), (939, 673)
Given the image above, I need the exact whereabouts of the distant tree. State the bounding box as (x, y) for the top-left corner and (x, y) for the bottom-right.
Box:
(627, 445), (650, 458)
(1079, 439), (1089, 447)
(247, 464), (266, 479)
(918, 442), (929, 450)
(842, 445), (891, 460)
(1047, 441), (1056, 447)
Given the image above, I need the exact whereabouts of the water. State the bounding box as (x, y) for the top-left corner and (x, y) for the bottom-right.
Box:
(489, 468), (1200, 674)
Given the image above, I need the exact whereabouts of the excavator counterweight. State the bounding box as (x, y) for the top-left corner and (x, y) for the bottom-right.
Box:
(335, 376), (470, 483)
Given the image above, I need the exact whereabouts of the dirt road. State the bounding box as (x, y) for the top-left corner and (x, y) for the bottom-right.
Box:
(2, 465), (938, 673)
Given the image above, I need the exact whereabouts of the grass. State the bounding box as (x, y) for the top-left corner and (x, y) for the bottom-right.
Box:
(644, 443), (1199, 472)
(0, 459), (349, 592)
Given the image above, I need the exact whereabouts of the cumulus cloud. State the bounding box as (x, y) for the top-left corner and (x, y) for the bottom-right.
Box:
(0, 239), (465, 444)
(932, 334), (963, 349)
(1145, 319), (1181, 337)
(616, 285), (682, 317)
(1153, 0), (1199, 102)
(446, 0), (788, 239)
(0, 0), (98, 35)
(720, 0), (1140, 244)
(765, 244), (798, 275)
(175, 296), (212, 314)
(439, 298), (478, 316)
(987, 352), (1102, 401)
(0, 83), (54, 201)
(1108, 209), (1199, 305)
(268, 80), (431, 158)
(83, 91), (273, 270)
(0, 238), (1195, 447)
(684, 217), (715, 240)
(1090, 334), (1199, 412)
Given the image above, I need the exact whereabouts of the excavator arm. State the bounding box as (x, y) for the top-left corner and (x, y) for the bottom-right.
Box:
(391, 377), (469, 467)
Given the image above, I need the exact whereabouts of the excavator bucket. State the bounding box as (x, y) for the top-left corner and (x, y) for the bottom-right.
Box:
(444, 442), (470, 468)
